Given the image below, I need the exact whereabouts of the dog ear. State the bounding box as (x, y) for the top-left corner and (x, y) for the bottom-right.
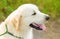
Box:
(11, 15), (22, 31)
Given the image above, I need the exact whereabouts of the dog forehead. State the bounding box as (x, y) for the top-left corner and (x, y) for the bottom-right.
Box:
(24, 4), (38, 8)
(19, 4), (38, 10)
(18, 4), (39, 15)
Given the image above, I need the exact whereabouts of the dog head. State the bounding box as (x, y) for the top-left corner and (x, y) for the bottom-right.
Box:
(6, 4), (49, 32)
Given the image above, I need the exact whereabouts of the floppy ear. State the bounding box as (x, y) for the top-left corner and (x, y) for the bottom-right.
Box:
(11, 15), (22, 31)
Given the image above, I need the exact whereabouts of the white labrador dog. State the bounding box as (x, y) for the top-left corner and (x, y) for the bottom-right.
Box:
(0, 4), (49, 39)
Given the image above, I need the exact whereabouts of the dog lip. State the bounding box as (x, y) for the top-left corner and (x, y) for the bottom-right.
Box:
(29, 23), (43, 30)
(29, 22), (47, 31)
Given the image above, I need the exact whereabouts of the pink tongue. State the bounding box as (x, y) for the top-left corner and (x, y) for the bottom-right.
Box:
(39, 24), (47, 32)
(34, 23), (47, 32)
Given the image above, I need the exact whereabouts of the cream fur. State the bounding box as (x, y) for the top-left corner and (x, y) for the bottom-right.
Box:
(0, 4), (49, 39)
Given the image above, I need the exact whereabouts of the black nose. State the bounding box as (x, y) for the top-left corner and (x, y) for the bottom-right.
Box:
(46, 16), (50, 20)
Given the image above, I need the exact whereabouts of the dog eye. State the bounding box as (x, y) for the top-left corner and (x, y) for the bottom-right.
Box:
(32, 12), (36, 15)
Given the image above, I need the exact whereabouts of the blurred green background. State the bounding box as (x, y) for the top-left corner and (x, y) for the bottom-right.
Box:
(0, 0), (60, 39)
(0, 0), (60, 21)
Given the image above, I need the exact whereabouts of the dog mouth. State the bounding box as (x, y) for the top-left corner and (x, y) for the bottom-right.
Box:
(29, 22), (47, 31)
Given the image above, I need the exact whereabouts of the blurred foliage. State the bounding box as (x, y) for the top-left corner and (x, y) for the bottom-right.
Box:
(0, 0), (60, 21)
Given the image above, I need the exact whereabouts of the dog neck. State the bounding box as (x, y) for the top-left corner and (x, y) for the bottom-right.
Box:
(4, 21), (33, 39)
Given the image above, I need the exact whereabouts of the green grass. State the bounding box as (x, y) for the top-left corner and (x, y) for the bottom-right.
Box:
(0, 0), (60, 21)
